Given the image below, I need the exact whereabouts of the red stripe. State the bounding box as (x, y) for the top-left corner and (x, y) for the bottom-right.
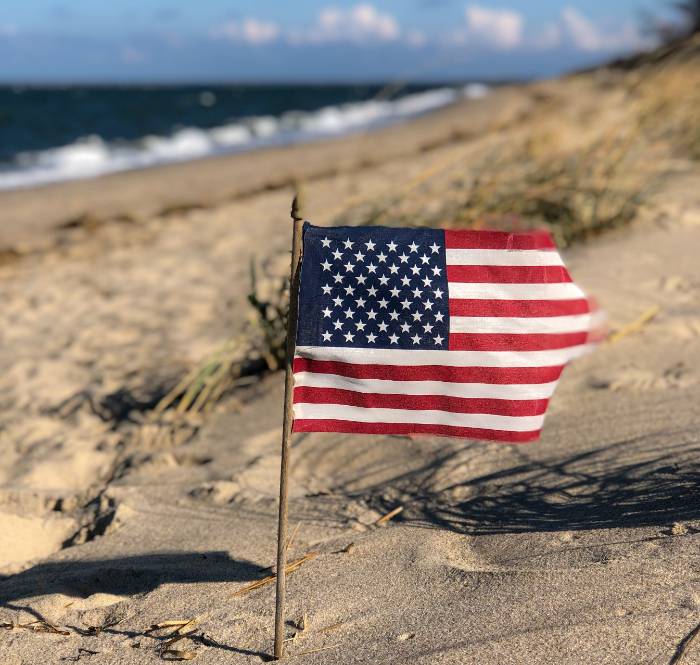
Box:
(449, 298), (590, 318)
(293, 358), (565, 384)
(449, 332), (589, 351)
(294, 387), (548, 417)
(444, 229), (556, 250)
(447, 265), (572, 284)
(293, 419), (541, 443)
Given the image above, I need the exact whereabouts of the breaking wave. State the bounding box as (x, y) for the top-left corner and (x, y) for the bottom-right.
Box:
(0, 84), (489, 190)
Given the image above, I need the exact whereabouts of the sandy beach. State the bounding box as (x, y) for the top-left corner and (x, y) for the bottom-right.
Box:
(1, 49), (700, 664)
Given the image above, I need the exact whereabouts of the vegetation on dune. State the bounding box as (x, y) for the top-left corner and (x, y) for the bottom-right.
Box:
(145, 37), (700, 423)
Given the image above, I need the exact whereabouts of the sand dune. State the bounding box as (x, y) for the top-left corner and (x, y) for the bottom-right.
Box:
(1, 62), (699, 663)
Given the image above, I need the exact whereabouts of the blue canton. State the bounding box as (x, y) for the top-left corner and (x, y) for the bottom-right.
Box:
(297, 224), (450, 350)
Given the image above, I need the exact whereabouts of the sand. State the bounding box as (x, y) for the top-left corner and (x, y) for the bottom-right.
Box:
(0, 68), (699, 664)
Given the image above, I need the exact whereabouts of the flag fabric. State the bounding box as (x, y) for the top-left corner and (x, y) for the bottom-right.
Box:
(292, 223), (603, 443)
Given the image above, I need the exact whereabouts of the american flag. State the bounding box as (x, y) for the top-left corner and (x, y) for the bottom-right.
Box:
(292, 224), (603, 443)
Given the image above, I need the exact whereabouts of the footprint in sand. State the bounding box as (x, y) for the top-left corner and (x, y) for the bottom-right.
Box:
(589, 362), (695, 392)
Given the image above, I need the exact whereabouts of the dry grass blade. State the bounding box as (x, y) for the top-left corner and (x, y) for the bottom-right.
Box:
(1, 619), (71, 636)
(376, 506), (404, 525)
(160, 649), (198, 661)
(670, 621), (700, 665)
(293, 644), (340, 657)
(232, 552), (319, 597)
(608, 305), (660, 344)
(150, 620), (198, 630)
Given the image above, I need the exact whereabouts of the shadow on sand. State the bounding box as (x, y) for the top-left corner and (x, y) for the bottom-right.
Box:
(376, 428), (700, 535)
(0, 551), (264, 605)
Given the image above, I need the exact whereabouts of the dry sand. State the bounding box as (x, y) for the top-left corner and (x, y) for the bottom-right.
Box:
(0, 69), (699, 664)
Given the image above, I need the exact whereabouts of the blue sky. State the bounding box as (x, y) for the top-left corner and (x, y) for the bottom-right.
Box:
(0, 1), (671, 82)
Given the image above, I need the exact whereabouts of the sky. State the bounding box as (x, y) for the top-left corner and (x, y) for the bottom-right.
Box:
(0, 1), (673, 83)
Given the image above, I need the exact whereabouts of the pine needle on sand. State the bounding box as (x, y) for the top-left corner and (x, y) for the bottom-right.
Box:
(232, 552), (319, 597)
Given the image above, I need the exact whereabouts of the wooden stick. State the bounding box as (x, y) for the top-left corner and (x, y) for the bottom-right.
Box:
(274, 190), (305, 660)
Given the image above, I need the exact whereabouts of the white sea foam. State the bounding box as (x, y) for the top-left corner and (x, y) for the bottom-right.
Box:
(0, 84), (490, 190)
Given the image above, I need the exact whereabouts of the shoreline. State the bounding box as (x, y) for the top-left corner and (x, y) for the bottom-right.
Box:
(1, 53), (699, 664)
(0, 84), (528, 252)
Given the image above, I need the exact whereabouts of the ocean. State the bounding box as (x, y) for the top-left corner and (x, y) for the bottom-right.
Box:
(0, 83), (489, 190)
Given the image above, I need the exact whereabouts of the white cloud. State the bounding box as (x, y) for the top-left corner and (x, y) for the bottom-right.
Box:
(120, 46), (146, 64)
(533, 22), (562, 50)
(0, 23), (18, 38)
(464, 4), (524, 50)
(211, 18), (280, 45)
(291, 4), (400, 44)
(405, 29), (427, 48)
(561, 7), (648, 53)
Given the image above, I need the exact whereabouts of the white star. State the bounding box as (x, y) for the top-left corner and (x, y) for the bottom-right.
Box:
(367, 286), (378, 297)
(431, 266), (441, 277)
(344, 308), (354, 319)
(377, 251), (388, 263)
(344, 331), (355, 342)
(321, 259), (332, 271)
(378, 321), (389, 332)
(321, 237), (332, 248)
(322, 284), (332, 295)
(356, 274), (367, 285)
(378, 298), (389, 309)
(434, 312), (445, 323)
(333, 319), (343, 330)
(411, 334), (421, 345)
(344, 261), (355, 272)
(367, 309), (377, 320)
(389, 333), (400, 344)
(365, 239), (376, 251)
(412, 287), (423, 299)
(355, 297), (366, 308)
(322, 331), (332, 342)
(410, 265), (421, 276)
(422, 276), (432, 287)
(389, 286), (400, 298)
(412, 311), (423, 322)
(332, 295), (343, 307)
(367, 263), (378, 274)
(419, 254), (430, 265)
(343, 238), (354, 250)
(366, 332), (377, 343)
(354, 250), (365, 262)
(389, 309), (399, 321)
(423, 300), (433, 310)
(378, 275), (390, 286)
(387, 240), (398, 252)
(333, 273), (344, 284)
(332, 249), (343, 261)
(408, 241), (419, 253)
(322, 307), (332, 318)
(400, 275), (411, 287)
(433, 288), (443, 300)
(355, 320), (366, 331)
(434, 334), (444, 345)
(400, 322), (411, 333)
(423, 322), (434, 333)
(400, 298), (411, 310)
(344, 285), (355, 295)
(398, 253), (409, 264)
(388, 264), (399, 275)
(429, 242), (440, 254)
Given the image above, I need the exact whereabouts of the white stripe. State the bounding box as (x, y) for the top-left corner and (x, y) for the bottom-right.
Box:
(448, 282), (587, 301)
(446, 248), (564, 267)
(293, 403), (545, 432)
(450, 314), (593, 334)
(295, 344), (594, 368)
(295, 372), (558, 400)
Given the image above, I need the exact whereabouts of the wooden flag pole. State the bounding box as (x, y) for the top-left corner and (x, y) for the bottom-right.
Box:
(273, 191), (305, 660)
